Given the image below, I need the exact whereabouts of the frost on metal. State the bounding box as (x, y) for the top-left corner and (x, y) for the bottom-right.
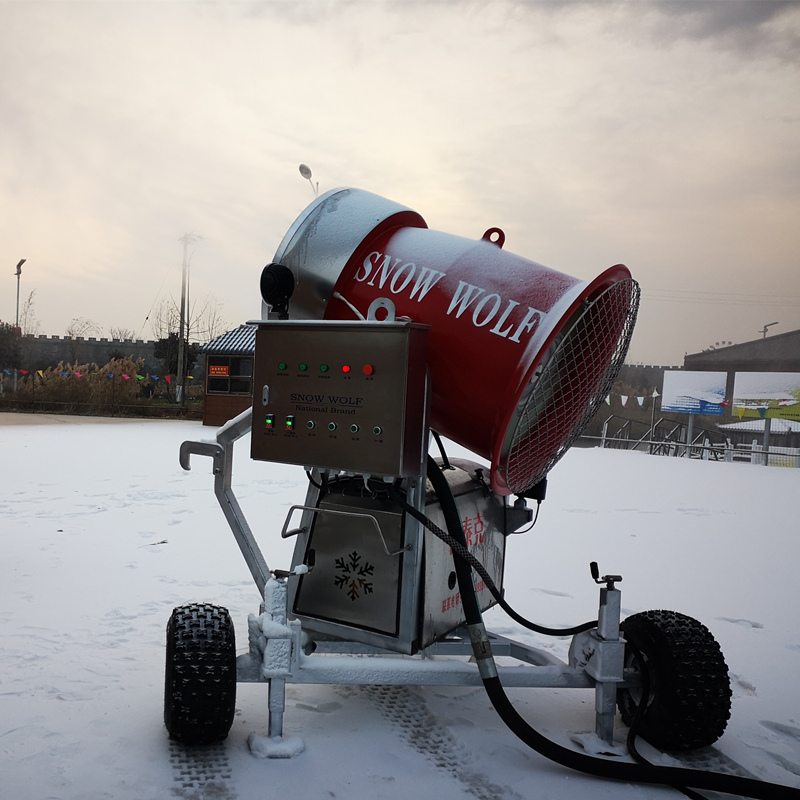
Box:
(249, 578), (294, 678)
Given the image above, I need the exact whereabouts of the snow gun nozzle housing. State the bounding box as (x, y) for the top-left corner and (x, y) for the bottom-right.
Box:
(263, 187), (640, 497)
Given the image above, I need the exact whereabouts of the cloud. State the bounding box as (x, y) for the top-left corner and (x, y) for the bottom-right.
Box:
(632, 0), (800, 60)
(0, 0), (797, 365)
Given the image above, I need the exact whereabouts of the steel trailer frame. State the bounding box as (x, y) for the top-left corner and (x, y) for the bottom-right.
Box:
(180, 407), (638, 755)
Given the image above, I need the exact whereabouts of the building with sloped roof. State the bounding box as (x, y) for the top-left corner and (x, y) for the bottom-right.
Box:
(199, 324), (256, 426)
(683, 328), (800, 372)
(683, 328), (800, 404)
(718, 418), (800, 449)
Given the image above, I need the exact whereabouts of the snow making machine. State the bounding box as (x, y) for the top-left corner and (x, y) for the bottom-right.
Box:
(168, 188), (753, 793)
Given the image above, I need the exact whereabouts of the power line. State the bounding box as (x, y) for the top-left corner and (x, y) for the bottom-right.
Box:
(138, 260), (179, 339)
(642, 287), (800, 308)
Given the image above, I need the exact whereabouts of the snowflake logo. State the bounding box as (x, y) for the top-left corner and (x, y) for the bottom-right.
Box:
(334, 550), (375, 601)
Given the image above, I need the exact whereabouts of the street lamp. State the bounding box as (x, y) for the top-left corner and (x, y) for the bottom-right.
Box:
(13, 258), (25, 392)
(759, 322), (779, 338)
(299, 164), (319, 196)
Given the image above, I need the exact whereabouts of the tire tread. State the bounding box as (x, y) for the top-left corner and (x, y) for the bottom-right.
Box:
(618, 609), (731, 750)
(164, 602), (237, 745)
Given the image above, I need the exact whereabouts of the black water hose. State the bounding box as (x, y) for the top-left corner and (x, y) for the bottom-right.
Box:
(425, 456), (800, 800)
(625, 641), (708, 800)
(388, 484), (596, 637)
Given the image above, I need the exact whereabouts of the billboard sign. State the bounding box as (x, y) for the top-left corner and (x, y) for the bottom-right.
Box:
(732, 372), (800, 420)
(661, 371), (727, 416)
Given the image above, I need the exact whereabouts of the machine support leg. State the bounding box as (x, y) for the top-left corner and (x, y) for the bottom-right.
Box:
(595, 680), (617, 743)
(595, 581), (624, 744)
(571, 565), (625, 746)
(268, 677), (286, 739)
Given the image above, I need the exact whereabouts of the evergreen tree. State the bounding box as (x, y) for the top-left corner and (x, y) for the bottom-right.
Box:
(0, 321), (21, 370)
(154, 332), (198, 376)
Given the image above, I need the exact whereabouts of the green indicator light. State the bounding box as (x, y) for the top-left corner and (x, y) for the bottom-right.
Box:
(285, 415), (295, 430)
(278, 362), (287, 371)
(307, 420), (315, 429)
(299, 363), (308, 372)
(328, 422), (337, 432)
(265, 414), (274, 429)
(373, 426), (382, 435)
(320, 364), (329, 373)
(350, 424), (359, 433)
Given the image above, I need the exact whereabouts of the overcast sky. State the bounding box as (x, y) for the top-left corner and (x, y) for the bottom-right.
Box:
(1, 0), (798, 366)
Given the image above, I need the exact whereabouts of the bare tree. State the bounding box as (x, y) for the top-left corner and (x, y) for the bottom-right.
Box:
(65, 318), (101, 363)
(19, 290), (41, 336)
(151, 293), (228, 343)
(66, 318), (101, 339)
(190, 292), (228, 341)
(109, 326), (138, 341)
(150, 297), (180, 341)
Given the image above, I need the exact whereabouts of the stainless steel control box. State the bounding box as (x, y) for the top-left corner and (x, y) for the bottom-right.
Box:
(250, 320), (430, 477)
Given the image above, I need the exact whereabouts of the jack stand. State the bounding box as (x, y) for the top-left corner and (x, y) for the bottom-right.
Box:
(569, 563), (625, 745)
(245, 575), (305, 758)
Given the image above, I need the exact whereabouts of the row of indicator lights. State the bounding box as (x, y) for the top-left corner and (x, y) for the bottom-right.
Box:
(265, 415), (381, 435)
(278, 362), (375, 376)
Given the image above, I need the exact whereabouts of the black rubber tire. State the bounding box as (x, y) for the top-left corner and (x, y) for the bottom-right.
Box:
(164, 603), (237, 745)
(617, 609), (731, 751)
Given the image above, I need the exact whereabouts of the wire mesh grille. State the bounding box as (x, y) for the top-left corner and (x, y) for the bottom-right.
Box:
(503, 279), (640, 494)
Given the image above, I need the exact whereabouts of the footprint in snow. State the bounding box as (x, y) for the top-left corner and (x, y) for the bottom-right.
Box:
(760, 720), (800, 742)
(730, 673), (757, 697)
(766, 752), (800, 778)
(293, 701), (342, 713)
(532, 587), (572, 598)
(717, 616), (764, 629)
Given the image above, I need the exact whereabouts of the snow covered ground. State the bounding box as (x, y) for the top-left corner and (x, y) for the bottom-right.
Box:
(1, 412), (798, 800)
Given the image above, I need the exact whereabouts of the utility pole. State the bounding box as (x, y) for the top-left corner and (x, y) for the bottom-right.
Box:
(13, 258), (25, 392)
(176, 234), (199, 404)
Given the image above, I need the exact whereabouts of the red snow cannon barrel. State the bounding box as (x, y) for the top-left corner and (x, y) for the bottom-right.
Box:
(263, 188), (639, 496)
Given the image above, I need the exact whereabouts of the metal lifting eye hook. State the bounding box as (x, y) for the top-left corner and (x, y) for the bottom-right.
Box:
(590, 561), (622, 591)
(481, 227), (505, 248)
(366, 297), (396, 321)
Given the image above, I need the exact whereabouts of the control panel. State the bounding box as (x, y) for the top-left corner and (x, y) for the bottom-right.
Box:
(250, 320), (430, 477)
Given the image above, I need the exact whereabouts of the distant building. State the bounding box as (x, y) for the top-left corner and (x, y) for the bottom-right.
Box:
(683, 328), (800, 406)
(718, 418), (800, 449)
(200, 324), (256, 426)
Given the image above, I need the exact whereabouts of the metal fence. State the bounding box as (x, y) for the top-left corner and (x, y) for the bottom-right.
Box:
(587, 416), (800, 468)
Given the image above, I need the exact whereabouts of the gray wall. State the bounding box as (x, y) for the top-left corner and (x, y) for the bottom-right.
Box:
(16, 334), (205, 378)
(18, 334), (159, 372)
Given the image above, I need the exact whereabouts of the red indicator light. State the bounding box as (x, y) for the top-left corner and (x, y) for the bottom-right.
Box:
(362, 364), (374, 376)
(342, 365), (351, 374)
